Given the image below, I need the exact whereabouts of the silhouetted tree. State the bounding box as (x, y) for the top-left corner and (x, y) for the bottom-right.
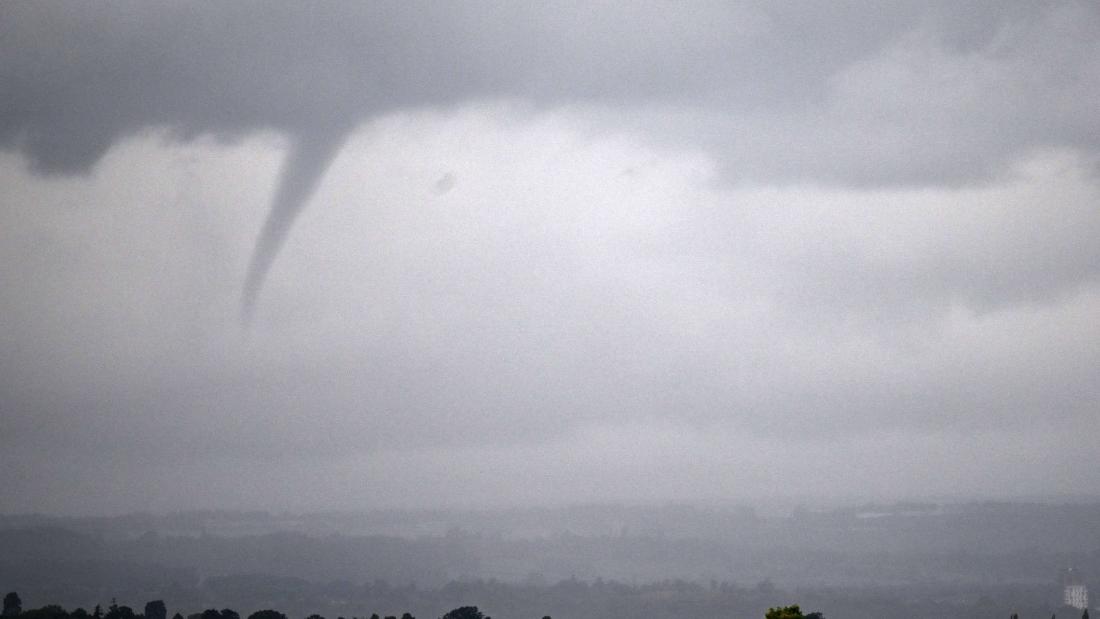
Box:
(19, 605), (69, 619)
(103, 604), (134, 619)
(401, 615), (415, 619)
(218, 611), (238, 619)
(144, 602), (166, 619)
(246, 611), (287, 619)
(304, 614), (324, 619)
(1083, 610), (1089, 619)
(91, 606), (101, 619)
(170, 614), (182, 619)
(440, 608), (483, 619)
(71, 609), (89, 619)
(765, 606), (804, 619)
(3, 594), (22, 617)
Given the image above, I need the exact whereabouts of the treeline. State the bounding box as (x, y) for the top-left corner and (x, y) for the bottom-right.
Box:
(5, 584), (1090, 619)
(2, 592), (832, 619)
(0, 578), (1073, 619)
(2, 592), (486, 619)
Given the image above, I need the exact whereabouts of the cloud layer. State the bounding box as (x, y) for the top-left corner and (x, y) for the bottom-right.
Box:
(1, 3), (1099, 513)
(3, 2), (1098, 183)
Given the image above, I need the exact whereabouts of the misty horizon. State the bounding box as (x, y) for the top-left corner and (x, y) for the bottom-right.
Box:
(4, 502), (1099, 618)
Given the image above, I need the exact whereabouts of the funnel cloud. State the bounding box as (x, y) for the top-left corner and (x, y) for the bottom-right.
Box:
(242, 128), (348, 323)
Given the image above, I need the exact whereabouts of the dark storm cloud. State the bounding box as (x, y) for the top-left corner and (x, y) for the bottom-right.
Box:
(3, 1), (1096, 180)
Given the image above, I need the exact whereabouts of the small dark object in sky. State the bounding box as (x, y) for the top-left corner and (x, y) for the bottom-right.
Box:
(433, 172), (456, 194)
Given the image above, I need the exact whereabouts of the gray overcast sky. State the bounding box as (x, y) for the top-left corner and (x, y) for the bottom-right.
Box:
(1, 1), (1099, 515)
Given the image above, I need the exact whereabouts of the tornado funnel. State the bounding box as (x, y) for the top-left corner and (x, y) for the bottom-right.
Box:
(241, 129), (348, 325)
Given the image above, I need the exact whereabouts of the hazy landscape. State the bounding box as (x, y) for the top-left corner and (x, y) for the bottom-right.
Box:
(2, 2), (1100, 618)
(3, 502), (1098, 618)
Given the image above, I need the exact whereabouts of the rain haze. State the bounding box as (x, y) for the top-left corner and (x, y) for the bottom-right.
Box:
(2, 1), (1100, 518)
